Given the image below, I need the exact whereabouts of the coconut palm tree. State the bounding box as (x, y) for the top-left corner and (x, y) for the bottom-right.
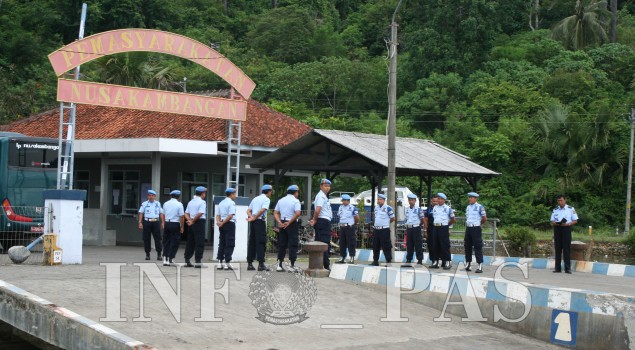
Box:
(533, 103), (625, 189)
(551, 0), (610, 50)
(89, 52), (176, 90)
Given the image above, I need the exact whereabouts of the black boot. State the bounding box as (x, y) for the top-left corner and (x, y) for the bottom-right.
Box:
(157, 252), (162, 261)
(247, 263), (256, 271)
(145, 253), (150, 261)
(258, 262), (269, 271)
(430, 261), (439, 269)
(465, 262), (472, 272)
(184, 260), (194, 267)
(475, 263), (483, 273)
(370, 261), (379, 266)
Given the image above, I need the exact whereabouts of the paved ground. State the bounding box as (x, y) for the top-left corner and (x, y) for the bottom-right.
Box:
(0, 246), (566, 350)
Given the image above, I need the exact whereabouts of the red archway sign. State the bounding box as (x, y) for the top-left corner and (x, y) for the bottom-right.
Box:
(48, 29), (256, 120)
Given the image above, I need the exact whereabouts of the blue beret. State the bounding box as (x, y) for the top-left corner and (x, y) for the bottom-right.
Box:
(147, 190), (157, 195)
(261, 184), (272, 191)
(407, 193), (417, 199)
(467, 192), (479, 198)
(195, 186), (207, 192)
(225, 188), (236, 194)
(341, 194), (351, 200)
(437, 193), (447, 200)
(170, 190), (181, 196)
(378, 194), (387, 199)
(320, 178), (332, 185)
(287, 185), (299, 191)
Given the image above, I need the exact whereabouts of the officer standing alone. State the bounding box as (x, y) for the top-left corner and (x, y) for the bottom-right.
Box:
(138, 189), (164, 261)
(162, 190), (184, 266)
(216, 188), (237, 270)
(184, 186), (207, 268)
(247, 184), (273, 271)
(464, 192), (487, 273)
(274, 185), (302, 272)
(432, 193), (455, 270)
(309, 179), (333, 270)
(336, 194), (359, 264)
(404, 193), (425, 266)
(371, 194), (395, 266)
(551, 194), (578, 274)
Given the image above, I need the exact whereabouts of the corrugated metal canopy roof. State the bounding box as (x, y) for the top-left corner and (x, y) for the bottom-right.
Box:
(249, 129), (500, 178)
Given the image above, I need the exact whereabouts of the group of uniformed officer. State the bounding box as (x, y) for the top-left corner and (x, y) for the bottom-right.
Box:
(139, 181), (579, 275)
(137, 186), (208, 268)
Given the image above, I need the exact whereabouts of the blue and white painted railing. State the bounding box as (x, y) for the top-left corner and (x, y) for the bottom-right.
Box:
(353, 249), (635, 278)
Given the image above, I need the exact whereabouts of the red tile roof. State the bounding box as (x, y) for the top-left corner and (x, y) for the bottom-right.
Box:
(0, 99), (311, 148)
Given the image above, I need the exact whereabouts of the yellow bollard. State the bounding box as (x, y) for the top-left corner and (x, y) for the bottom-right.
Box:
(43, 234), (63, 265)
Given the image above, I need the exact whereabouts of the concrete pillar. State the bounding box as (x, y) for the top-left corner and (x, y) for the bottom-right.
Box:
(43, 190), (87, 264)
(151, 152), (162, 194)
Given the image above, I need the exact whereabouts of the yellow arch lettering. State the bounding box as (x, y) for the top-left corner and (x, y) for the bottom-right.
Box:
(98, 87), (111, 104)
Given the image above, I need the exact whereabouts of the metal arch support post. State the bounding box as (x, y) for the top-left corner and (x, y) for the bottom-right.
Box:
(57, 3), (87, 190)
(225, 88), (242, 192)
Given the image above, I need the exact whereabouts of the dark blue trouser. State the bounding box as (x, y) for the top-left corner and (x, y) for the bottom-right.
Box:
(247, 220), (267, 264)
(277, 221), (299, 263)
(142, 220), (162, 255)
(184, 219), (205, 263)
(554, 226), (572, 271)
(315, 218), (331, 268)
(426, 228), (437, 262)
(373, 228), (392, 263)
(339, 225), (356, 259)
(464, 226), (483, 264)
(406, 226), (423, 262)
(217, 222), (236, 262)
(433, 225), (451, 263)
(163, 222), (181, 259)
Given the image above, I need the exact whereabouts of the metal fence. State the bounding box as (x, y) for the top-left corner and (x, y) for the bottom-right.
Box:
(0, 205), (50, 265)
(262, 211), (498, 256)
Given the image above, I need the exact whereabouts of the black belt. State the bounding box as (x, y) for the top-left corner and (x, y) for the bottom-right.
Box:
(166, 220), (180, 223)
(405, 224), (420, 228)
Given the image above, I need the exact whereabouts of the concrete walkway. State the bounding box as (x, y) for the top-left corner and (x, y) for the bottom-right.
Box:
(0, 246), (558, 350)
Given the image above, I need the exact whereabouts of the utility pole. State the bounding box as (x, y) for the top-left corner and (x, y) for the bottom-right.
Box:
(387, 0), (403, 259)
(625, 108), (635, 234)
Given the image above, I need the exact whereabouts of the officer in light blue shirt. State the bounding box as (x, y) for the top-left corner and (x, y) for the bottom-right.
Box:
(184, 186), (207, 267)
(371, 194), (395, 265)
(309, 179), (333, 270)
(216, 188), (237, 270)
(431, 193), (455, 270)
(404, 193), (425, 266)
(162, 190), (184, 266)
(273, 185), (302, 272)
(336, 194), (359, 264)
(138, 189), (164, 261)
(464, 192), (487, 273)
(550, 194), (579, 274)
(246, 184), (273, 271)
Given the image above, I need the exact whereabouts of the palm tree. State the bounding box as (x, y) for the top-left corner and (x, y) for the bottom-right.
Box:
(533, 103), (625, 189)
(551, 0), (610, 50)
(89, 52), (176, 90)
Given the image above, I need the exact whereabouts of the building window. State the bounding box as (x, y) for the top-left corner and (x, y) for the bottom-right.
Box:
(212, 174), (245, 197)
(74, 170), (90, 208)
(109, 171), (139, 215)
(181, 172), (209, 201)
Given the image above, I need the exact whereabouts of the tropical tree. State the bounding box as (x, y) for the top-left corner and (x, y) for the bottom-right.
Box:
(551, 0), (610, 50)
(86, 52), (177, 90)
(533, 103), (626, 188)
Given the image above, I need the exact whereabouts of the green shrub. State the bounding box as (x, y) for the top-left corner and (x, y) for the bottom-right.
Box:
(625, 232), (635, 254)
(503, 226), (537, 254)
